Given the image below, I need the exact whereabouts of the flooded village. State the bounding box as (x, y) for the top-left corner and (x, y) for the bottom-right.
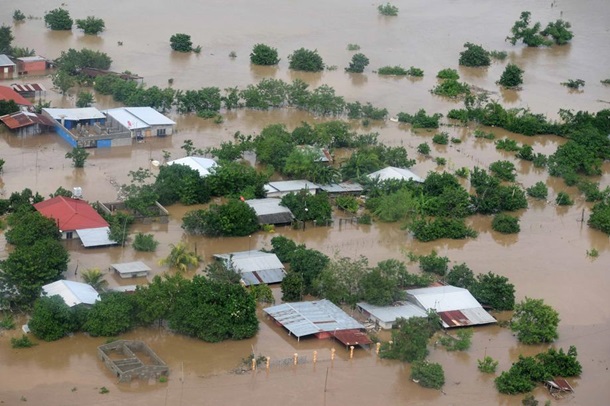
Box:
(1, 0), (610, 405)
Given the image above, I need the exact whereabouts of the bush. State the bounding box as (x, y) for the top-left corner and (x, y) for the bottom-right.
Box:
(561, 79), (585, 89)
(378, 3), (399, 16)
(417, 143), (431, 155)
(418, 251), (449, 276)
(29, 295), (78, 341)
(44, 8), (73, 30)
(250, 43), (280, 65)
(588, 201), (610, 235)
(345, 53), (370, 73)
(489, 160), (516, 181)
(435, 157), (446, 166)
(410, 217), (478, 242)
(397, 109), (442, 128)
(436, 68), (459, 80)
(478, 356), (499, 373)
(555, 191), (573, 206)
(499, 63), (524, 88)
(506, 11), (553, 47)
(335, 195), (359, 213)
(526, 182), (548, 199)
(495, 138), (520, 152)
(377, 66), (408, 75)
(474, 129), (495, 139)
(380, 316), (441, 362)
(411, 361), (445, 389)
(406, 66), (424, 77)
(439, 328), (473, 351)
(431, 79), (470, 98)
(490, 50), (508, 60)
(432, 132), (449, 145)
(541, 19), (574, 45)
(75, 16), (105, 35)
(511, 298), (559, 344)
(455, 167), (469, 178)
(516, 144), (535, 160)
(11, 335), (36, 348)
(459, 43), (491, 67)
(170, 33), (193, 52)
(347, 43), (361, 51)
(288, 48), (325, 72)
(492, 213), (520, 234)
(132, 233), (159, 252)
(13, 10), (26, 22)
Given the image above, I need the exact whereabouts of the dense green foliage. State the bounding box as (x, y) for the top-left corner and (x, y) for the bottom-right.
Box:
(588, 201), (610, 234)
(540, 19), (573, 44)
(492, 213), (520, 234)
(44, 8), (73, 30)
(345, 53), (370, 73)
(410, 217), (478, 242)
(439, 328), (473, 351)
(75, 91), (95, 108)
(499, 63), (524, 88)
(281, 190), (332, 224)
(397, 109), (442, 128)
(29, 295), (80, 341)
(478, 356), (499, 373)
(132, 233), (159, 252)
(288, 48), (325, 72)
(495, 138), (521, 152)
(459, 43), (491, 67)
(418, 251), (449, 276)
(154, 164), (210, 205)
(511, 298), (560, 344)
(11, 335), (36, 348)
(0, 100), (19, 116)
(555, 191), (573, 206)
(170, 33), (193, 52)
(431, 79), (470, 98)
(250, 43), (280, 65)
(0, 25), (13, 54)
(55, 48), (112, 74)
(472, 272), (515, 310)
(84, 292), (134, 336)
(75, 16), (105, 35)
(270, 236), (300, 262)
(417, 143), (431, 155)
(489, 160), (516, 181)
(341, 144), (415, 180)
(470, 167), (528, 214)
(432, 132), (449, 145)
(406, 66), (424, 77)
(13, 10), (26, 22)
(281, 271), (305, 302)
(436, 68), (459, 80)
(378, 3), (399, 16)
(377, 66), (408, 75)
(507, 11), (552, 47)
(411, 361), (445, 389)
(380, 316), (441, 362)
(182, 200), (259, 237)
(445, 263), (476, 288)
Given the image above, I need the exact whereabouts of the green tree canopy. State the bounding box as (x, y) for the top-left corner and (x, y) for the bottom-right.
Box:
(499, 63), (524, 88)
(380, 316), (441, 362)
(472, 272), (515, 310)
(75, 16), (105, 35)
(44, 8), (73, 30)
(29, 295), (78, 341)
(250, 43), (280, 65)
(170, 33), (193, 52)
(4, 210), (60, 246)
(288, 48), (325, 72)
(459, 43), (491, 67)
(0, 25), (14, 54)
(182, 200), (259, 237)
(511, 297), (560, 344)
(83, 292), (135, 336)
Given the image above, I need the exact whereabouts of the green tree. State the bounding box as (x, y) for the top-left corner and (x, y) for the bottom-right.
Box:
(281, 271), (305, 302)
(159, 242), (202, 272)
(154, 164), (210, 205)
(511, 297), (560, 344)
(489, 161), (517, 181)
(29, 295), (77, 341)
(526, 182), (548, 200)
(65, 147), (90, 168)
(499, 63), (524, 88)
(492, 213), (520, 234)
(254, 124), (295, 168)
(288, 48), (325, 72)
(380, 316), (441, 362)
(472, 272), (515, 310)
(170, 33), (193, 52)
(588, 201), (610, 235)
(205, 261), (242, 285)
(290, 248), (330, 295)
(459, 43), (491, 67)
(84, 292), (135, 336)
(370, 188), (420, 222)
(411, 361), (445, 389)
(182, 200), (259, 237)
(204, 161), (268, 199)
(75, 91), (95, 108)
(132, 233), (159, 252)
(437, 68), (459, 80)
(541, 19), (574, 45)
(0, 100), (19, 116)
(377, 3), (399, 16)
(506, 11), (552, 47)
(446, 263), (476, 289)
(52, 70), (75, 94)
(555, 191), (573, 206)
(0, 25), (14, 54)
(314, 256), (369, 306)
(13, 10), (26, 22)
(419, 251), (450, 276)
(281, 190), (332, 224)
(133, 274), (187, 326)
(75, 16), (105, 35)
(55, 48), (112, 74)
(4, 211), (60, 246)
(345, 53), (370, 73)
(478, 356), (499, 373)
(250, 43), (280, 65)
(271, 236), (301, 262)
(81, 268), (108, 292)
(417, 143), (431, 155)
(44, 8), (73, 30)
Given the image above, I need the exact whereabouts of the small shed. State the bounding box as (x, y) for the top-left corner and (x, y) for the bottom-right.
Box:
(367, 166), (424, 183)
(0, 55), (16, 80)
(357, 301), (428, 330)
(167, 156), (218, 177)
(42, 280), (100, 307)
(15, 56), (47, 74)
(318, 182), (364, 196)
(0, 111), (55, 135)
(98, 340), (168, 383)
(11, 83), (46, 98)
(545, 378), (574, 398)
(111, 261), (151, 279)
(245, 198), (294, 225)
(213, 250), (286, 286)
(264, 180), (320, 198)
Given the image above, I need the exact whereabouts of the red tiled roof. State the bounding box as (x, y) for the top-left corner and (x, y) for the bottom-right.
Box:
(0, 85), (33, 106)
(34, 196), (109, 231)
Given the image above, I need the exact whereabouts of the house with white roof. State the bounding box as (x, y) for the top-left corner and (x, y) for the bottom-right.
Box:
(264, 180), (320, 198)
(213, 250), (286, 286)
(42, 280), (100, 307)
(245, 198), (294, 224)
(167, 156), (218, 177)
(367, 166), (424, 183)
(104, 107), (175, 139)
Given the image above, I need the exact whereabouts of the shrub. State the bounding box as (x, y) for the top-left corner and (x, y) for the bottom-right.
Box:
(75, 16), (105, 35)
(516, 144), (535, 160)
(411, 361), (445, 389)
(378, 3), (399, 16)
(250, 43), (280, 65)
(511, 297), (559, 344)
(435, 157), (447, 166)
(406, 66), (424, 77)
(474, 129), (495, 139)
(417, 143), (431, 155)
(499, 63), (524, 88)
(336, 195), (359, 213)
(418, 251), (449, 276)
(11, 335), (36, 348)
(478, 356), (499, 373)
(492, 213), (520, 234)
(495, 138), (520, 152)
(526, 182), (548, 200)
(0, 314), (15, 330)
(347, 43), (361, 51)
(182, 200), (259, 237)
(410, 217), (478, 242)
(561, 79), (585, 89)
(397, 109), (442, 128)
(588, 202), (610, 235)
(439, 328), (473, 351)
(489, 160), (516, 181)
(377, 66), (408, 75)
(490, 50), (508, 60)
(541, 19), (574, 45)
(455, 167), (469, 178)
(170, 33), (193, 52)
(431, 79), (470, 98)
(288, 48), (325, 72)
(436, 68), (459, 80)
(132, 233), (159, 252)
(380, 316), (441, 362)
(532, 153), (547, 168)
(432, 132), (449, 145)
(44, 8), (73, 30)
(555, 191), (573, 206)
(459, 43), (491, 67)
(13, 10), (26, 22)
(345, 53), (370, 73)
(506, 11), (553, 47)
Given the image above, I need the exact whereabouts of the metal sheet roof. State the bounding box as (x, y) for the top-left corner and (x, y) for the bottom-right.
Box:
(124, 107), (176, 126)
(357, 301), (428, 324)
(406, 285), (483, 312)
(167, 156), (218, 177)
(318, 182), (364, 194)
(367, 166), (424, 183)
(0, 55), (15, 66)
(43, 107), (105, 121)
(438, 308), (496, 328)
(265, 180), (320, 194)
(264, 299), (364, 338)
(104, 108), (149, 130)
(214, 250), (286, 286)
(16, 56), (46, 62)
(245, 198), (294, 224)
(111, 261), (151, 275)
(42, 280), (100, 307)
(76, 227), (116, 247)
(11, 83), (46, 93)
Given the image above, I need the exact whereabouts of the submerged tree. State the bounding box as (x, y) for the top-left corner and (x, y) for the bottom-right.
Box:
(159, 242), (202, 272)
(170, 33), (193, 52)
(459, 43), (491, 67)
(288, 48), (325, 72)
(345, 53), (370, 73)
(65, 147), (90, 168)
(511, 297), (560, 344)
(44, 8), (73, 30)
(250, 43), (280, 65)
(498, 63), (524, 88)
(75, 16), (105, 35)
(506, 11), (552, 47)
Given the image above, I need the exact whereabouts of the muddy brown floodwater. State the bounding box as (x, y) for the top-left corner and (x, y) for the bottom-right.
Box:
(1, 0), (610, 405)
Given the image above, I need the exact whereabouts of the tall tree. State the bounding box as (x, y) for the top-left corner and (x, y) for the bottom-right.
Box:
(511, 298), (560, 344)
(0, 25), (14, 54)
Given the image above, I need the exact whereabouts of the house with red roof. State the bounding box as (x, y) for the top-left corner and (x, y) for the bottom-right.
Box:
(0, 85), (33, 108)
(34, 196), (117, 248)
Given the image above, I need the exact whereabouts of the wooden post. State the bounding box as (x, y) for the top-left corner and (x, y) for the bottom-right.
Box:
(324, 367), (329, 392)
(266, 357), (270, 369)
(252, 358), (256, 371)
(349, 346), (354, 359)
(293, 353), (298, 365)
(331, 348), (336, 361)
(313, 351), (318, 364)
(376, 342), (381, 355)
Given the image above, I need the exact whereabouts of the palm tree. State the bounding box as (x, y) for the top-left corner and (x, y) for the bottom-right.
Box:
(81, 268), (108, 292)
(159, 242), (202, 272)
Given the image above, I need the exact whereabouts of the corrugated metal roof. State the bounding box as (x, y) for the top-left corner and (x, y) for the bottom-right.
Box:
(367, 166), (424, 183)
(111, 261), (151, 275)
(0, 55), (15, 66)
(105, 108), (149, 130)
(43, 107), (105, 121)
(76, 227), (116, 247)
(0, 111), (54, 130)
(357, 301), (427, 324)
(265, 180), (320, 193)
(333, 330), (372, 346)
(245, 198), (294, 224)
(318, 182), (364, 194)
(11, 83), (46, 93)
(406, 285), (482, 312)
(214, 250), (286, 286)
(264, 299), (364, 338)
(125, 107), (176, 126)
(16, 56), (46, 62)
(167, 156), (217, 177)
(42, 280), (100, 307)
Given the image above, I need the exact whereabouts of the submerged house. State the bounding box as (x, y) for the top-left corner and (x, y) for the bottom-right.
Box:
(0, 111), (55, 135)
(213, 250), (286, 286)
(11, 83), (46, 99)
(0, 85), (33, 109)
(0, 55), (16, 80)
(245, 198), (294, 225)
(357, 300), (428, 330)
(111, 261), (151, 279)
(34, 196), (116, 248)
(104, 107), (176, 139)
(264, 299), (372, 347)
(166, 156), (217, 177)
(264, 180), (320, 198)
(367, 166), (424, 183)
(42, 280), (100, 307)
(15, 56), (48, 74)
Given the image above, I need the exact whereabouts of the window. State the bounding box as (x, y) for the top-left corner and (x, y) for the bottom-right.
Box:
(66, 231), (73, 239)
(156, 128), (166, 137)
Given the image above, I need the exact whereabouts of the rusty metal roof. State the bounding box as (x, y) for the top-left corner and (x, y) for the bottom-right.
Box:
(11, 83), (46, 93)
(0, 111), (55, 130)
(333, 330), (372, 347)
